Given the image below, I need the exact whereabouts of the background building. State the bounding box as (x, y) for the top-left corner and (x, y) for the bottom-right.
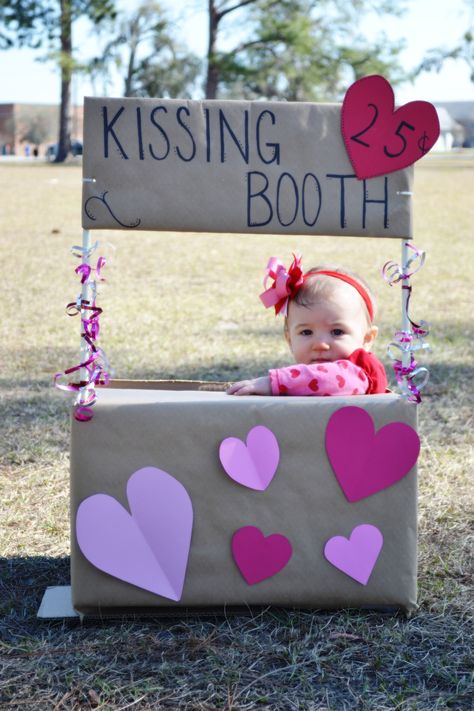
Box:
(434, 102), (474, 148)
(0, 103), (83, 157)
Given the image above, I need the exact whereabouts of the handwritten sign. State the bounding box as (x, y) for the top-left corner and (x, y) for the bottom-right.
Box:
(82, 97), (413, 238)
(341, 75), (440, 180)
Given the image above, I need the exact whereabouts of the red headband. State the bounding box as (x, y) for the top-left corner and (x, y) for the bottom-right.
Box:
(260, 256), (374, 321)
(304, 270), (374, 322)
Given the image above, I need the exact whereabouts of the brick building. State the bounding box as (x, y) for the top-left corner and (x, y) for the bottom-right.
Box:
(0, 103), (83, 157)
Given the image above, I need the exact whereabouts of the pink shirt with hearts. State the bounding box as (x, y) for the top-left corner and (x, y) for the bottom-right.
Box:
(268, 360), (369, 396)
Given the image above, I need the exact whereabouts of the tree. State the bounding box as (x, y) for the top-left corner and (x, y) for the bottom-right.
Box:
(416, 3), (474, 85)
(133, 46), (202, 99)
(19, 109), (55, 149)
(0, 0), (116, 162)
(87, 1), (201, 98)
(206, 0), (259, 99)
(205, 0), (406, 101)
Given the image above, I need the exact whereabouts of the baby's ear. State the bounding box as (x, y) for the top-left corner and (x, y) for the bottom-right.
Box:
(363, 325), (378, 351)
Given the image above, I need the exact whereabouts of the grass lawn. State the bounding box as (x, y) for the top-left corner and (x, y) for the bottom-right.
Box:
(0, 156), (473, 710)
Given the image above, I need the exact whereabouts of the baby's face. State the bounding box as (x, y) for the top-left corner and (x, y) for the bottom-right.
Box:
(285, 283), (377, 365)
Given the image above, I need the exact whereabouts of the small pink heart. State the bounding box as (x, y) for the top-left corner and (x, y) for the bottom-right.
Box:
(232, 526), (292, 585)
(308, 378), (319, 392)
(76, 467), (193, 600)
(324, 524), (383, 585)
(290, 368), (301, 378)
(342, 75), (440, 179)
(219, 425), (279, 491)
(336, 374), (345, 388)
(325, 406), (420, 502)
(317, 365), (328, 372)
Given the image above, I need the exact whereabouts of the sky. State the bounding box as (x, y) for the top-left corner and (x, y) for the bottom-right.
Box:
(0, 0), (473, 106)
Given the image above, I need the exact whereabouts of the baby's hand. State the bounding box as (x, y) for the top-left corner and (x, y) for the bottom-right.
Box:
(226, 376), (271, 396)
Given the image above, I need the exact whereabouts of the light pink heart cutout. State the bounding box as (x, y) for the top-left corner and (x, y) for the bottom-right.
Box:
(232, 526), (292, 585)
(219, 425), (280, 491)
(76, 466), (193, 600)
(324, 524), (383, 585)
(341, 74), (440, 179)
(325, 406), (420, 502)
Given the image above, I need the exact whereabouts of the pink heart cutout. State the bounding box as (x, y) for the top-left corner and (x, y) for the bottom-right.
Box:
(342, 74), (440, 179)
(325, 406), (420, 502)
(324, 524), (383, 585)
(219, 425), (280, 491)
(232, 526), (292, 585)
(76, 467), (193, 600)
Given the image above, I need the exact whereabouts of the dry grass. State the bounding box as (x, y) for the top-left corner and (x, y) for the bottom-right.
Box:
(0, 156), (473, 710)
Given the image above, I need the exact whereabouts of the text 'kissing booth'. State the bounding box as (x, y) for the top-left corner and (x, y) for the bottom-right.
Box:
(66, 77), (437, 615)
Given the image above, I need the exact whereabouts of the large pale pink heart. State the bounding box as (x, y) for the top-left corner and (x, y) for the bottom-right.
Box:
(76, 467), (193, 600)
(342, 74), (440, 179)
(219, 425), (280, 491)
(324, 524), (383, 585)
(325, 406), (420, 502)
(232, 526), (292, 585)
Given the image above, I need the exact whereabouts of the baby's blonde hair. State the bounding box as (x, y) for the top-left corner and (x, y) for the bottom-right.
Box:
(290, 265), (377, 323)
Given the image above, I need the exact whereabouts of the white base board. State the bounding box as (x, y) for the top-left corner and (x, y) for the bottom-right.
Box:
(37, 586), (80, 619)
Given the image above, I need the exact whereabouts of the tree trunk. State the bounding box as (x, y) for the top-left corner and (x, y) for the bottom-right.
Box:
(205, 0), (219, 99)
(124, 46), (137, 96)
(55, 0), (72, 163)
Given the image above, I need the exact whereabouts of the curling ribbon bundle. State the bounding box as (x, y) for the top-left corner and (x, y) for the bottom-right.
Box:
(383, 243), (431, 403)
(54, 241), (112, 421)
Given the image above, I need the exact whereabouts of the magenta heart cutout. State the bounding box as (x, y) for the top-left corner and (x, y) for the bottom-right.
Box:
(76, 467), (193, 600)
(219, 425), (280, 491)
(325, 406), (420, 502)
(232, 526), (292, 585)
(324, 524), (383, 585)
(341, 74), (440, 179)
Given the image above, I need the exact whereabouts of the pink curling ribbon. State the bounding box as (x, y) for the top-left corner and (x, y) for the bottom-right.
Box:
(383, 243), (431, 403)
(382, 243), (426, 285)
(75, 256), (107, 285)
(55, 245), (111, 421)
(387, 345), (430, 404)
(260, 254), (304, 316)
(75, 263), (92, 284)
(400, 285), (430, 340)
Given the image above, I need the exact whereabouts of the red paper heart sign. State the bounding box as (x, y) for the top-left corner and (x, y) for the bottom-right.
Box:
(341, 75), (440, 179)
(325, 406), (420, 502)
(232, 526), (292, 585)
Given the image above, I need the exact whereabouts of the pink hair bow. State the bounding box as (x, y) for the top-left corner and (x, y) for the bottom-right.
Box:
(259, 254), (304, 316)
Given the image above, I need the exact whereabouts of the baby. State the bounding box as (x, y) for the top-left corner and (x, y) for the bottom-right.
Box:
(227, 254), (387, 396)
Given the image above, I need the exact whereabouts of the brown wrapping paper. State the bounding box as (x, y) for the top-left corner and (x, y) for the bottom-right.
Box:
(82, 98), (413, 238)
(70, 384), (418, 614)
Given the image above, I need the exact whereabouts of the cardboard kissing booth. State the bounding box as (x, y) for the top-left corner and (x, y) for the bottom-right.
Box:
(53, 77), (438, 617)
